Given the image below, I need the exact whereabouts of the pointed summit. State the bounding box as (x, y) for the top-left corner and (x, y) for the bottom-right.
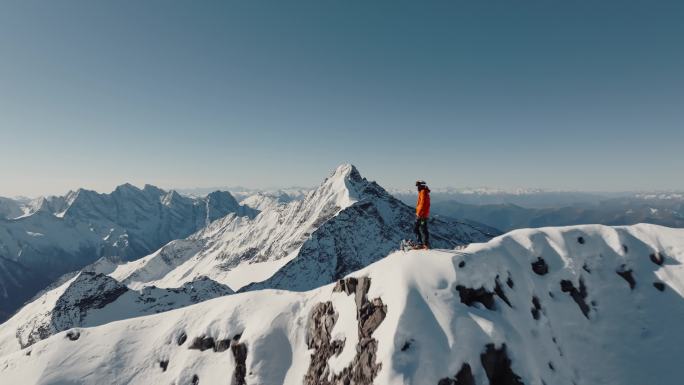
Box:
(310, 164), (384, 211)
(328, 163), (360, 180)
(114, 183), (141, 195)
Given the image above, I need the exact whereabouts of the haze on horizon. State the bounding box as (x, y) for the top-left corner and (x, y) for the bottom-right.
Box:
(1, 0), (682, 197)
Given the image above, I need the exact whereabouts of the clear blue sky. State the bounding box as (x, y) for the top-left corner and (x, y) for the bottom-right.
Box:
(1, 0), (682, 196)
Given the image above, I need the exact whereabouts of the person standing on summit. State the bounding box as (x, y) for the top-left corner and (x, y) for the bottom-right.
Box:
(414, 180), (431, 249)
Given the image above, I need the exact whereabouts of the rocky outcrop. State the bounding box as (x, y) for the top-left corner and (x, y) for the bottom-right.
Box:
(230, 334), (248, 385)
(616, 265), (636, 290)
(531, 257), (549, 276)
(305, 277), (386, 385)
(438, 363), (475, 385)
(16, 272), (128, 348)
(560, 278), (590, 319)
(456, 277), (511, 311)
(480, 344), (525, 385)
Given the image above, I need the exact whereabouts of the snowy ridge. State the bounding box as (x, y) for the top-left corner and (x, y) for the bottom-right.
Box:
(1, 224), (682, 384)
(0, 270), (233, 356)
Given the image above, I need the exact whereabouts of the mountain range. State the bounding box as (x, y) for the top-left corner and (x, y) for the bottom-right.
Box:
(427, 196), (684, 232)
(2, 165), (683, 384)
(0, 165), (497, 354)
(0, 184), (257, 321)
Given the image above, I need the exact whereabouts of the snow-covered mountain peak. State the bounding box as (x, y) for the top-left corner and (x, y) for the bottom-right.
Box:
(108, 164), (496, 295)
(308, 163), (389, 212)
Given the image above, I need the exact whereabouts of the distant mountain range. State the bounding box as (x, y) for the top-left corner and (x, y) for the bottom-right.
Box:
(0, 185), (256, 321)
(425, 197), (684, 232)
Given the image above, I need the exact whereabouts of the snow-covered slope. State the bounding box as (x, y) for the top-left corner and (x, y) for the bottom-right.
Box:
(1, 223), (682, 385)
(109, 165), (497, 292)
(0, 185), (256, 322)
(240, 190), (300, 211)
(0, 197), (25, 220)
(0, 271), (233, 356)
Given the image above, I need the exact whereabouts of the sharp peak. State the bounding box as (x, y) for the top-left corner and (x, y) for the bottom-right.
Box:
(329, 164), (360, 179)
(114, 183), (141, 192)
(206, 190), (237, 199)
(311, 164), (392, 207)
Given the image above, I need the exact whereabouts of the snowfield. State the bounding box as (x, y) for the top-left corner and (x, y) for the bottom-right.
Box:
(1, 223), (682, 385)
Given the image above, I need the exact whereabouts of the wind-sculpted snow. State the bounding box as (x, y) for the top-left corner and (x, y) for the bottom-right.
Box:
(0, 185), (255, 321)
(111, 164), (497, 293)
(1, 224), (683, 384)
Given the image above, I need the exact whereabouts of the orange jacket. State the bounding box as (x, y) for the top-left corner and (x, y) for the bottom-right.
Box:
(416, 188), (430, 218)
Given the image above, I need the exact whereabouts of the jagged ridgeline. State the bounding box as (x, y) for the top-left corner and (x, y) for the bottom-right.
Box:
(0, 184), (257, 321)
(0, 223), (682, 384)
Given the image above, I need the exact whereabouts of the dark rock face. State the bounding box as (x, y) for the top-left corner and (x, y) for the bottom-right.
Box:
(304, 277), (386, 385)
(438, 363), (475, 385)
(653, 282), (666, 291)
(456, 278), (511, 311)
(177, 332), (187, 346)
(650, 252), (664, 266)
(531, 258), (549, 276)
(401, 339), (413, 352)
(456, 285), (496, 310)
(531, 296), (542, 320)
(493, 277), (512, 308)
(560, 278), (590, 319)
(188, 336), (216, 351)
(506, 276), (514, 289)
(306, 301), (343, 381)
(159, 360), (169, 372)
(616, 265), (636, 289)
(65, 329), (80, 341)
(480, 344), (525, 385)
(215, 338), (232, 353)
(230, 334), (247, 385)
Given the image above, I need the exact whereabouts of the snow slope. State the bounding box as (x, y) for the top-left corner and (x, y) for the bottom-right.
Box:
(0, 271), (233, 357)
(1, 223), (682, 385)
(240, 190), (300, 211)
(0, 185), (256, 322)
(109, 165), (497, 292)
(0, 197), (25, 220)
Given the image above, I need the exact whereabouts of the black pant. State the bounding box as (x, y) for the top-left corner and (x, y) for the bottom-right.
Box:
(414, 218), (429, 247)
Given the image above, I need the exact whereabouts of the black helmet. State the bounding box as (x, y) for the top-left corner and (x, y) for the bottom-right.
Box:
(415, 180), (427, 187)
